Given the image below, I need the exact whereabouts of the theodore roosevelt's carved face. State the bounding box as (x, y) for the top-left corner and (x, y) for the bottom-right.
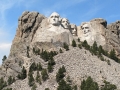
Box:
(81, 23), (91, 37)
(61, 18), (70, 29)
(49, 12), (60, 26)
(72, 28), (77, 36)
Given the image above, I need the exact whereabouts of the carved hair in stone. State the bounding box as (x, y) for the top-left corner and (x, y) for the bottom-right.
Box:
(48, 12), (61, 26)
(61, 18), (70, 29)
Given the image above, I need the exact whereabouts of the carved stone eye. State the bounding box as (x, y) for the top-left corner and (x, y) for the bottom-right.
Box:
(51, 16), (53, 18)
(85, 27), (89, 29)
(55, 16), (58, 18)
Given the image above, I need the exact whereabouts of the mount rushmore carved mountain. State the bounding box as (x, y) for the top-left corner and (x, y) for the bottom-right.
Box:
(0, 11), (120, 90)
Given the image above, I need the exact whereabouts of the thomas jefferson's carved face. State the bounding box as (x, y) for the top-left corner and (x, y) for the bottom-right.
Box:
(49, 12), (60, 26)
(82, 23), (90, 37)
(61, 18), (69, 29)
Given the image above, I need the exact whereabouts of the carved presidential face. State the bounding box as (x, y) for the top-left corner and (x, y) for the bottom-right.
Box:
(81, 23), (91, 37)
(61, 18), (70, 29)
(49, 12), (60, 26)
(72, 28), (77, 36)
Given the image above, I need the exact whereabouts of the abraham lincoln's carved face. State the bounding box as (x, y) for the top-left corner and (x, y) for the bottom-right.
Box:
(82, 23), (91, 37)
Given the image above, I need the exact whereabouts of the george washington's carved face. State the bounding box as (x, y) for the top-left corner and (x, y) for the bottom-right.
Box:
(61, 18), (70, 29)
(49, 12), (60, 26)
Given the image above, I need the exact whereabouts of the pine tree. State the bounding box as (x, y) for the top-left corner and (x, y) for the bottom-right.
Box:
(27, 46), (30, 58)
(48, 58), (55, 66)
(98, 45), (104, 55)
(78, 38), (80, 42)
(0, 77), (7, 90)
(73, 85), (77, 90)
(28, 72), (35, 86)
(56, 66), (66, 82)
(8, 76), (15, 85)
(101, 80), (117, 90)
(61, 65), (66, 73)
(78, 44), (82, 49)
(37, 62), (42, 71)
(45, 88), (50, 90)
(82, 40), (90, 50)
(63, 42), (69, 51)
(17, 66), (27, 80)
(47, 64), (53, 73)
(41, 69), (48, 81)
(80, 76), (99, 90)
(47, 58), (55, 73)
(21, 66), (27, 79)
(33, 47), (36, 54)
(29, 62), (37, 72)
(31, 84), (37, 90)
(66, 76), (72, 85)
(80, 80), (86, 90)
(92, 41), (98, 55)
(72, 39), (77, 47)
(59, 48), (63, 53)
(57, 79), (72, 90)
(4, 88), (12, 90)
(19, 61), (22, 67)
(40, 50), (49, 62)
(36, 71), (42, 85)
(2, 55), (7, 62)
(109, 49), (118, 62)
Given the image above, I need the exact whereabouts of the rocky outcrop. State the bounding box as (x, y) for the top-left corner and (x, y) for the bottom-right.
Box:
(107, 21), (120, 36)
(3, 47), (120, 90)
(105, 21), (120, 56)
(77, 18), (120, 57)
(77, 18), (107, 46)
(9, 11), (45, 58)
(9, 12), (74, 59)
(1, 11), (120, 90)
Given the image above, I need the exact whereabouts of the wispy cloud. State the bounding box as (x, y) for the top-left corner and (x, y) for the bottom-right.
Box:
(78, 0), (104, 23)
(84, 7), (101, 19)
(0, 0), (21, 64)
(0, 43), (11, 49)
(42, 0), (87, 17)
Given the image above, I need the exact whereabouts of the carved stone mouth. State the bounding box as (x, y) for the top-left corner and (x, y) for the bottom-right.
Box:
(84, 32), (87, 34)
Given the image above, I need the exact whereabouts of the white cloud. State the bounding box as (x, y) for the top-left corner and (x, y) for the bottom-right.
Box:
(42, 0), (87, 17)
(0, 43), (11, 49)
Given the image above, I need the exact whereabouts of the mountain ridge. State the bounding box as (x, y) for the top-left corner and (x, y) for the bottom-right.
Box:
(0, 11), (120, 90)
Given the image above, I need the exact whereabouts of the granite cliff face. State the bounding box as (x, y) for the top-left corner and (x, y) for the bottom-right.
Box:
(77, 18), (107, 46)
(77, 18), (120, 57)
(0, 11), (120, 90)
(9, 11), (120, 58)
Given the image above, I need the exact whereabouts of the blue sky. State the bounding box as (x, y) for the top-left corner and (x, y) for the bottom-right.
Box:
(0, 0), (120, 64)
